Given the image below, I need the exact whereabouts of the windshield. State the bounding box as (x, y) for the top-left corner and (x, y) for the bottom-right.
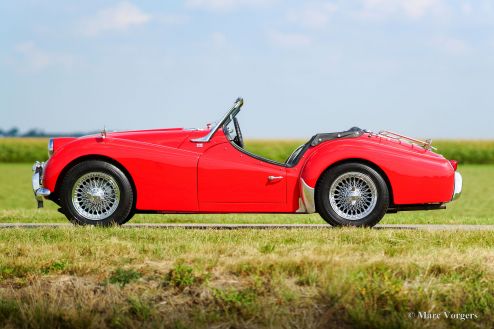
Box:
(224, 117), (238, 141)
(191, 98), (243, 143)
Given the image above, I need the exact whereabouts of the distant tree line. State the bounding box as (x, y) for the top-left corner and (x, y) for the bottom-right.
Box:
(0, 127), (92, 137)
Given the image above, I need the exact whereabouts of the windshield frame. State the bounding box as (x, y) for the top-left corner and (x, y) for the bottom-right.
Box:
(191, 97), (243, 143)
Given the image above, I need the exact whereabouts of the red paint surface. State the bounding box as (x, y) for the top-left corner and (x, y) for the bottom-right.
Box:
(43, 129), (455, 213)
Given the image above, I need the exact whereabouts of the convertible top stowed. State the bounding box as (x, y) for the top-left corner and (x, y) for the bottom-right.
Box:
(284, 127), (364, 167)
(310, 127), (364, 146)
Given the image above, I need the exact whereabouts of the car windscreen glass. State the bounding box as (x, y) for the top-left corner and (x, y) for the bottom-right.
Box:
(224, 118), (237, 141)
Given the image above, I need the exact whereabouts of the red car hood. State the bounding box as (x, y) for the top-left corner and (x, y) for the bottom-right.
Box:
(106, 128), (209, 148)
(50, 128), (212, 155)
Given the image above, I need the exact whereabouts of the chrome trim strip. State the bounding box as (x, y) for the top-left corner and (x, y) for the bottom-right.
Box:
(191, 98), (243, 143)
(301, 178), (316, 214)
(452, 171), (462, 201)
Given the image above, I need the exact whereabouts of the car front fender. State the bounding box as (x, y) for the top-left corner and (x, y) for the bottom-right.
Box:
(43, 136), (200, 211)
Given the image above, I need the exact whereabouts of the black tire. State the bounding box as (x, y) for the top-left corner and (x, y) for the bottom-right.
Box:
(59, 160), (135, 226)
(316, 163), (389, 227)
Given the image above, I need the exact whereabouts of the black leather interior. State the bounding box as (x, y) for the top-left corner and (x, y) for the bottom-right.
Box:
(225, 124), (364, 168)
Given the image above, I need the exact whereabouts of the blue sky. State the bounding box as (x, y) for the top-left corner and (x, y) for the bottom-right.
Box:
(1, 0), (493, 139)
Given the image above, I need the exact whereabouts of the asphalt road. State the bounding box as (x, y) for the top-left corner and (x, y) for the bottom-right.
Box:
(0, 223), (493, 230)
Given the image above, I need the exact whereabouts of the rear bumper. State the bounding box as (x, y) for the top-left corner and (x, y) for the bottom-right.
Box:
(32, 161), (51, 208)
(452, 171), (462, 201)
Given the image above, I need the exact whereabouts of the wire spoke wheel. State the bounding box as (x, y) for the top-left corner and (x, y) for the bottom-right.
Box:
(71, 172), (121, 221)
(329, 171), (378, 221)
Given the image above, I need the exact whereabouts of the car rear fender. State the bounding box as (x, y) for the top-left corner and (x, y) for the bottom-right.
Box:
(299, 138), (455, 207)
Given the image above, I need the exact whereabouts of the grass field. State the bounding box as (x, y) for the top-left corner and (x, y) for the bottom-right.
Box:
(1, 163), (493, 225)
(1, 141), (494, 328)
(2, 137), (494, 164)
(1, 227), (494, 328)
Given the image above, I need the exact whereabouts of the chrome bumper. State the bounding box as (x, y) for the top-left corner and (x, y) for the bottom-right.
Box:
(32, 161), (51, 208)
(452, 171), (462, 201)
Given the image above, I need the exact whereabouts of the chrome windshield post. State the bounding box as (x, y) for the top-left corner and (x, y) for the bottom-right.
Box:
(191, 97), (243, 143)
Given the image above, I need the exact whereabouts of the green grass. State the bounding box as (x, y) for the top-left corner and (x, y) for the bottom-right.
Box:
(0, 143), (493, 328)
(2, 137), (494, 164)
(1, 163), (492, 225)
(246, 139), (494, 164)
(0, 227), (493, 328)
(0, 138), (49, 163)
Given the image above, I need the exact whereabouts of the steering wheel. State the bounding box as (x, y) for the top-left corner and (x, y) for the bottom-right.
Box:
(233, 117), (244, 148)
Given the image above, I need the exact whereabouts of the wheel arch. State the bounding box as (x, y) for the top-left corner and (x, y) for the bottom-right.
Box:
(52, 155), (137, 210)
(313, 158), (394, 211)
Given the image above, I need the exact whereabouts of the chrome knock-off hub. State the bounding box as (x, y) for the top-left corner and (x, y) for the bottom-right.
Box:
(329, 172), (378, 220)
(71, 172), (120, 220)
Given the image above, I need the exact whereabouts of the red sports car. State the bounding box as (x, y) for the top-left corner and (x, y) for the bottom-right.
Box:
(32, 98), (462, 227)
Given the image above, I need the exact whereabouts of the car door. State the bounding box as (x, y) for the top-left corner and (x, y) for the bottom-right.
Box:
(197, 140), (287, 212)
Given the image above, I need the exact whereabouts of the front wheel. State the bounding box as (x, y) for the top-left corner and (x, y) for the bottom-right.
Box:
(316, 163), (389, 227)
(60, 160), (134, 226)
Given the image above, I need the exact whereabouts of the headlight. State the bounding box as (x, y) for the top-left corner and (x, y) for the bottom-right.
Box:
(48, 138), (54, 157)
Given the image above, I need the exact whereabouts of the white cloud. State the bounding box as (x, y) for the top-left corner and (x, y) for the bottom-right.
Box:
(461, 2), (473, 15)
(14, 42), (75, 72)
(402, 0), (442, 17)
(80, 2), (151, 36)
(185, 0), (276, 11)
(432, 36), (471, 55)
(268, 31), (312, 47)
(360, 0), (445, 19)
(287, 3), (338, 29)
(154, 14), (190, 25)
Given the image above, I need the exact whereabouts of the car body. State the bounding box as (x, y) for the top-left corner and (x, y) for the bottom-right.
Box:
(32, 98), (462, 226)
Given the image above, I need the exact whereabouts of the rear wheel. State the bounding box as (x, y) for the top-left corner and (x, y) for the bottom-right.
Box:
(60, 160), (134, 226)
(316, 163), (389, 227)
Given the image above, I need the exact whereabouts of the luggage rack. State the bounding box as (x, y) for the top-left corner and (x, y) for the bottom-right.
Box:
(378, 130), (436, 151)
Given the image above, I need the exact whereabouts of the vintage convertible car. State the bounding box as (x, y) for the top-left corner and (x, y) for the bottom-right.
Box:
(32, 98), (462, 227)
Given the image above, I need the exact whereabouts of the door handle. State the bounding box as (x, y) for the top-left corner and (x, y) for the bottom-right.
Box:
(268, 176), (284, 182)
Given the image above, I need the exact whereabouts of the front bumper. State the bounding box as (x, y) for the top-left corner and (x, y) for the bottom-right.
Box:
(32, 161), (51, 208)
(452, 171), (462, 201)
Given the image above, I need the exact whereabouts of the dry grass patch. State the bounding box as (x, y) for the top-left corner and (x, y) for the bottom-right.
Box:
(0, 228), (493, 328)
